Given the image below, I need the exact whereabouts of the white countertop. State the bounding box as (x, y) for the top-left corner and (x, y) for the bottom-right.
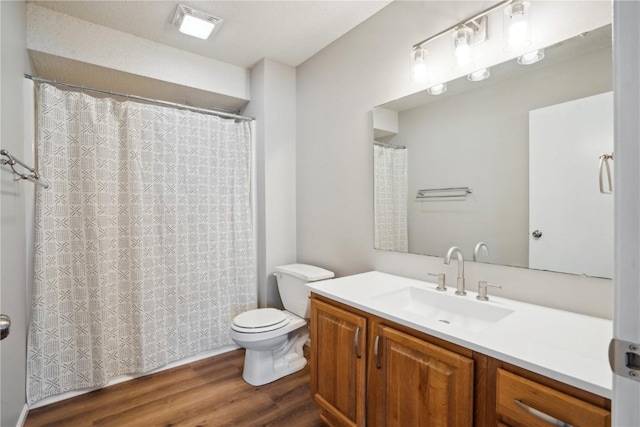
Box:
(306, 271), (613, 399)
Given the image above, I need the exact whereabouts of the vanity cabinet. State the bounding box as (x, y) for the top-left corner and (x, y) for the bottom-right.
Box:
(311, 295), (474, 427)
(310, 299), (367, 427)
(310, 293), (611, 427)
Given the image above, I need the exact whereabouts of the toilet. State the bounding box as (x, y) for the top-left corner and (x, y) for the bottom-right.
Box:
(230, 263), (334, 386)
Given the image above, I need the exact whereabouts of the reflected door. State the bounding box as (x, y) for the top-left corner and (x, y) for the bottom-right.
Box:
(529, 91), (613, 277)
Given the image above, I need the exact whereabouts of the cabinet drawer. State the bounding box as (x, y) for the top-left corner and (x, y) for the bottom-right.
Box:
(496, 369), (610, 427)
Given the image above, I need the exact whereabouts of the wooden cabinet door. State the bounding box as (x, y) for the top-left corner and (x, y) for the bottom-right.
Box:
(310, 299), (367, 427)
(368, 324), (474, 427)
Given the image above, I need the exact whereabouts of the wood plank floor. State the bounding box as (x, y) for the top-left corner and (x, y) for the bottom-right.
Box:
(25, 349), (324, 427)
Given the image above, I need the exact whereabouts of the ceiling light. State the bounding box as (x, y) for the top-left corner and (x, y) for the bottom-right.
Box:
(453, 26), (474, 67)
(504, 0), (531, 49)
(427, 83), (447, 95)
(411, 47), (429, 83)
(467, 68), (491, 82)
(517, 49), (545, 65)
(172, 5), (222, 40)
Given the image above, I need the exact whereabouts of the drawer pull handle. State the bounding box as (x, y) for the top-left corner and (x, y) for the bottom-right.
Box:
(354, 327), (361, 359)
(374, 335), (381, 369)
(514, 399), (575, 427)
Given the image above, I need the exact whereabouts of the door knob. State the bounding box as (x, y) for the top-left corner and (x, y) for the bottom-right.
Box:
(0, 314), (11, 340)
(531, 230), (542, 239)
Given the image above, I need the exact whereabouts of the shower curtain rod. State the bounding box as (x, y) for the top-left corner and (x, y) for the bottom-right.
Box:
(25, 75), (254, 122)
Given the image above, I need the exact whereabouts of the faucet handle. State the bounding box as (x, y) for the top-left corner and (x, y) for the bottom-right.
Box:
(477, 281), (501, 301)
(428, 273), (447, 292)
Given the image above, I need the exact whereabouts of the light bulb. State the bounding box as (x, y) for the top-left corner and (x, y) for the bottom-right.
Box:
(411, 47), (429, 83)
(413, 61), (428, 82)
(504, 1), (531, 49)
(508, 19), (528, 47)
(455, 42), (472, 66)
(453, 26), (474, 67)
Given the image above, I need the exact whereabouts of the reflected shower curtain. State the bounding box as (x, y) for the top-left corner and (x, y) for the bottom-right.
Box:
(27, 83), (256, 404)
(373, 144), (408, 252)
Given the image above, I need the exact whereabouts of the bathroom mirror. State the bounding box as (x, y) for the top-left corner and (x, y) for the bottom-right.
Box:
(373, 25), (613, 279)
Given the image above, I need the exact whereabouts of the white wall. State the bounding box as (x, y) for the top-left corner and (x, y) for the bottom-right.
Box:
(372, 107), (398, 139)
(244, 59), (297, 308)
(1, 1), (31, 425)
(26, 4), (249, 110)
(296, 0), (613, 319)
(391, 47), (612, 268)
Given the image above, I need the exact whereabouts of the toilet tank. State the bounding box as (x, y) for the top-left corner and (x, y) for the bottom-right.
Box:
(274, 264), (334, 318)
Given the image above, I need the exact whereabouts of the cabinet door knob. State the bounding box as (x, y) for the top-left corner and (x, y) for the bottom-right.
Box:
(354, 327), (362, 359)
(531, 230), (543, 239)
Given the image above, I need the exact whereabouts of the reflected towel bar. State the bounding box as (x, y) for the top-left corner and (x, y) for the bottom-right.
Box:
(416, 187), (472, 201)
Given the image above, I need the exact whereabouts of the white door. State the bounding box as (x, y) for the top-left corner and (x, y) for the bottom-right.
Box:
(612, 1), (640, 425)
(529, 92), (614, 278)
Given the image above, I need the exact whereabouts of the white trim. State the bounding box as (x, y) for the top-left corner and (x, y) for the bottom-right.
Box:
(23, 78), (35, 324)
(16, 404), (29, 427)
(613, 0), (640, 425)
(29, 345), (239, 410)
(250, 120), (259, 303)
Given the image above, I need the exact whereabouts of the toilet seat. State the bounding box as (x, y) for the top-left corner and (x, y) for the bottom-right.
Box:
(231, 308), (291, 333)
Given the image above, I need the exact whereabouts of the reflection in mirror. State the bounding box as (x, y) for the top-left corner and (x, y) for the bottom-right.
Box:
(373, 25), (613, 278)
(373, 142), (408, 252)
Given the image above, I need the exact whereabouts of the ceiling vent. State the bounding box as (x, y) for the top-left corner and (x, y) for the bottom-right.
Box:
(172, 4), (223, 40)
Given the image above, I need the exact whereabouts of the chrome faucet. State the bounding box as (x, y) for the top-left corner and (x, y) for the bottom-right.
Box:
(473, 242), (489, 262)
(444, 246), (466, 296)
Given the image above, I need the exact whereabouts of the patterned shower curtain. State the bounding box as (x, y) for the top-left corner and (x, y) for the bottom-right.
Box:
(27, 83), (256, 404)
(374, 143), (408, 252)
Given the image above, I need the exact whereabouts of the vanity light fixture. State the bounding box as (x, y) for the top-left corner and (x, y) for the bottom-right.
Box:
(504, 0), (532, 49)
(411, 0), (536, 80)
(427, 83), (447, 95)
(411, 47), (429, 83)
(172, 4), (223, 40)
(467, 68), (491, 82)
(517, 49), (545, 65)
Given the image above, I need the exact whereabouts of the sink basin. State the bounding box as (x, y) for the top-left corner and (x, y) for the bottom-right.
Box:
(366, 286), (514, 333)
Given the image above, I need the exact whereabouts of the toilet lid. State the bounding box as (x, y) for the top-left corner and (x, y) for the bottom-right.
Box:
(232, 308), (290, 333)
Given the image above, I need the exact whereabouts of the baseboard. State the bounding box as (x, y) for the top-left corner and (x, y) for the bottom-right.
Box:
(16, 404), (29, 427)
(29, 345), (240, 410)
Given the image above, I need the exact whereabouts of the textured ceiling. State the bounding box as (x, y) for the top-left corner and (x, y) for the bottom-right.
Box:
(29, 0), (393, 68)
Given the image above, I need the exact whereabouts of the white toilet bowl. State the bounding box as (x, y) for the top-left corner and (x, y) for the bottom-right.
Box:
(230, 308), (308, 386)
(229, 264), (334, 386)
